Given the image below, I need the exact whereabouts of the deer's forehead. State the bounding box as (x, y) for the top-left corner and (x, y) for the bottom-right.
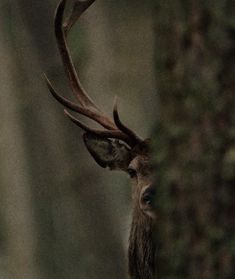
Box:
(130, 155), (150, 172)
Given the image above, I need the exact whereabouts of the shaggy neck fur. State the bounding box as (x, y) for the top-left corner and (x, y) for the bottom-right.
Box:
(128, 208), (155, 279)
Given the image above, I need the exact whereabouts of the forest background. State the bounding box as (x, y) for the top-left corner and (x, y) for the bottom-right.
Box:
(0, 0), (234, 278)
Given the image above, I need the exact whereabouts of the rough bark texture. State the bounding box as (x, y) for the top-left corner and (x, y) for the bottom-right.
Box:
(153, 1), (234, 279)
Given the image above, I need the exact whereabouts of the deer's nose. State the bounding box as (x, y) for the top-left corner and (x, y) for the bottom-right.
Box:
(139, 185), (156, 218)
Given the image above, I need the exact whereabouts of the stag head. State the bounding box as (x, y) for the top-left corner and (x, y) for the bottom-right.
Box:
(45, 0), (156, 277)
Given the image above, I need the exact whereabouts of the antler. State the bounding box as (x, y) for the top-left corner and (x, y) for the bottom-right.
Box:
(45, 0), (142, 147)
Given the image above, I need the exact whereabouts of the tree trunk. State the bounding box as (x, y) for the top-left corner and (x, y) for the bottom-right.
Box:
(153, 1), (234, 278)
(0, 2), (38, 278)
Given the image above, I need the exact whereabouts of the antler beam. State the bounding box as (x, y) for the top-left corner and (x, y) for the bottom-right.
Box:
(45, 0), (142, 147)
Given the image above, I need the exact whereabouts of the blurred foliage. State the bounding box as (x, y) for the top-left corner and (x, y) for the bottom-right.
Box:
(153, 0), (235, 278)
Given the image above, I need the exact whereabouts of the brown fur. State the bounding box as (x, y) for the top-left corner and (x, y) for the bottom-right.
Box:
(128, 140), (156, 279)
(128, 208), (155, 279)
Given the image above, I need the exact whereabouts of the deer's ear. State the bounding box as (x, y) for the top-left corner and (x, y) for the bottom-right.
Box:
(83, 133), (131, 171)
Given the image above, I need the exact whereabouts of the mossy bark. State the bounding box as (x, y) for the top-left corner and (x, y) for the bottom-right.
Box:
(153, 1), (235, 278)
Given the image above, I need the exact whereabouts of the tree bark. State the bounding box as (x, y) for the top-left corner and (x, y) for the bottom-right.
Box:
(153, 1), (235, 278)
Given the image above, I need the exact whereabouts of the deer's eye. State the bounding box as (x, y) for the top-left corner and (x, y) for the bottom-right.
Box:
(127, 167), (137, 178)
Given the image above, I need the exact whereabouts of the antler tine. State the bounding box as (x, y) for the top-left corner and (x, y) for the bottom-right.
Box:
(64, 110), (132, 145)
(113, 97), (143, 144)
(63, 0), (96, 35)
(47, 0), (143, 148)
(45, 73), (116, 130)
(55, 0), (97, 109)
(54, 0), (120, 131)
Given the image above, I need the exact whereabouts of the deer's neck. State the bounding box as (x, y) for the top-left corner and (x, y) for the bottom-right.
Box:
(128, 209), (155, 279)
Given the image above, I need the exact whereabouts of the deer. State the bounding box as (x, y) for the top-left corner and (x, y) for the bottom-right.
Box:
(45, 0), (156, 278)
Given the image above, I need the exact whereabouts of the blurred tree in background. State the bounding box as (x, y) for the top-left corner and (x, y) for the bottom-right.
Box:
(153, 1), (235, 278)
